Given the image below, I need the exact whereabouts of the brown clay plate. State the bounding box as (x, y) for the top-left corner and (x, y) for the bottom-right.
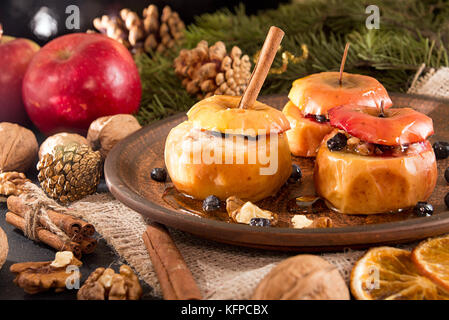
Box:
(105, 93), (449, 251)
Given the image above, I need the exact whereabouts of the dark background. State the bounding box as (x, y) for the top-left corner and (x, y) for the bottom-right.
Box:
(0, 0), (287, 45)
(0, 0), (286, 300)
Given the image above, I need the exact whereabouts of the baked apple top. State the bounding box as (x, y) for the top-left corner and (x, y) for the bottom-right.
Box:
(329, 105), (434, 146)
(187, 95), (290, 136)
(288, 72), (392, 116)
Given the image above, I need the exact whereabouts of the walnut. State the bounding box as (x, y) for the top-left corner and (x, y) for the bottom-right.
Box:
(310, 217), (333, 228)
(77, 265), (142, 300)
(291, 215), (333, 229)
(291, 215), (313, 229)
(87, 115), (141, 159)
(119, 265), (143, 300)
(252, 255), (350, 300)
(39, 133), (89, 160)
(0, 171), (30, 197)
(225, 196), (278, 225)
(0, 227), (8, 271)
(10, 251), (82, 294)
(0, 122), (38, 173)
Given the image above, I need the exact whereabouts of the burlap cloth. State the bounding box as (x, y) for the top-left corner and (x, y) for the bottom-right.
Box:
(69, 68), (448, 299)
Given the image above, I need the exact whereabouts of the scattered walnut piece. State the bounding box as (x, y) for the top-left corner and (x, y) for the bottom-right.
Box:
(291, 215), (313, 229)
(77, 265), (142, 300)
(87, 114), (142, 159)
(119, 265), (143, 300)
(10, 251), (82, 294)
(39, 133), (89, 160)
(310, 217), (333, 228)
(0, 171), (30, 197)
(292, 215), (333, 229)
(252, 255), (350, 300)
(0, 122), (38, 173)
(226, 196), (278, 225)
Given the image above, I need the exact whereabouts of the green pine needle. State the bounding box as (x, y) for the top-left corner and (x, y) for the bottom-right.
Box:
(135, 0), (449, 125)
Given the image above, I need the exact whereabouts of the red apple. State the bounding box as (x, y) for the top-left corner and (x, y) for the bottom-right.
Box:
(22, 33), (141, 135)
(0, 28), (40, 125)
(329, 105), (434, 145)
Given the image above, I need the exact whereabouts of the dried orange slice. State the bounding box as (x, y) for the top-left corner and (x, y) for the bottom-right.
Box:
(412, 235), (449, 292)
(351, 247), (449, 300)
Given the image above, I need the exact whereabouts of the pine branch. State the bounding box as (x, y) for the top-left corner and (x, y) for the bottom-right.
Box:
(135, 0), (449, 124)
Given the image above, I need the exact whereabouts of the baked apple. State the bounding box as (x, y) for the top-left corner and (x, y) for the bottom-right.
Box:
(165, 95), (292, 202)
(283, 72), (392, 157)
(314, 105), (437, 214)
(282, 101), (333, 157)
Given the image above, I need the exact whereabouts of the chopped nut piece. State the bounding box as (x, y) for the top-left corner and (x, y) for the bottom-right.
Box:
(50, 251), (74, 268)
(10, 252), (82, 294)
(291, 215), (313, 229)
(226, 196), (278, 225)
(98, 268), (116, 289)
(120, 265), (143, 300)
(0, 172), (30, 196)
(310, 217), (333, 228)
(77, 265), (142, 300)
(226, 196), (245, 214)
(77, 268), (106, 300)
(347, 137), (360, 145)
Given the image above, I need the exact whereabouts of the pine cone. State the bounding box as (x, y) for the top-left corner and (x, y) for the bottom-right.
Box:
(37, 144), (102, 204)
(92, 5), (185, 55)
(174, 41), (252, 99)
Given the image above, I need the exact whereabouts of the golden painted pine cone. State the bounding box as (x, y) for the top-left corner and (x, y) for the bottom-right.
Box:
(92, 4), (185, 55)
(37, 144), (101, 204)
(174, 40), (252, 99)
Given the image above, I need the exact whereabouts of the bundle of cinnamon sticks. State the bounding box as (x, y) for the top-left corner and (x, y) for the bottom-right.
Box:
(6, 196), (97, 259)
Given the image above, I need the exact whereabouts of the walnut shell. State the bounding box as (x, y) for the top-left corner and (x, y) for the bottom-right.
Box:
(87, 114), (141, 159)
(39, 133), (89, 160)
(252, 255), (349, 300)
(0, 227), (8, 270)
(0, 122), (38, 173)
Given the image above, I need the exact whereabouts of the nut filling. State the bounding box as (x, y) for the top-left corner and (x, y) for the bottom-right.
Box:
(331, 131), (427, 157)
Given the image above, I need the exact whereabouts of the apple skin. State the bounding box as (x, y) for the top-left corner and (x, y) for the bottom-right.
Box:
(282, 101), (333, 157)
(0, 36), (40, 125)
(187, 95), (290, 136)
(22, 33), (142, 135)
(288, 72), (392, 116)
(329, 105), (434, 146)
(314, 131), (437, 214)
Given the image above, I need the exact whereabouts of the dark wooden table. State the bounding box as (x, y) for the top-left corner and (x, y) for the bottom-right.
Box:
(0, 130), (156, 300)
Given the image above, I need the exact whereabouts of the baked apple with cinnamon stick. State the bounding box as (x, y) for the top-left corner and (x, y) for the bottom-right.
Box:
(314, 104), (437, 214)
(283, 44), (392, 157)
(165, 27), (291, 201)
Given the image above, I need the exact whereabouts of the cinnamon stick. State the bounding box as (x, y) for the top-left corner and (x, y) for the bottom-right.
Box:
(142, 223), (202, 300)
(238, 26), (284, 109)
(79, 220), (95, 237)
(339, 42), (350, 85)
(5, 211), (82, 259)
(7, 196), (94, 237)
(70, 232), (84, 243)
(80, 237), (97, 254)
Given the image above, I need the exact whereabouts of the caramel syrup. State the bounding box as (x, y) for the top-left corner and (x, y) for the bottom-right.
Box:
(162, 183), (415, 229)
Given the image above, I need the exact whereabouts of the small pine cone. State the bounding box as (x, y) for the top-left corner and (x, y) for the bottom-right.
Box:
(92, 5), (185, 55)
(37, 144), (102, 204)
(174, 41), (252, 99)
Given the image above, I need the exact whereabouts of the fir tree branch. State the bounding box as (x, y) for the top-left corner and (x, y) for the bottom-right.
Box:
(135, 0), (449, 124)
